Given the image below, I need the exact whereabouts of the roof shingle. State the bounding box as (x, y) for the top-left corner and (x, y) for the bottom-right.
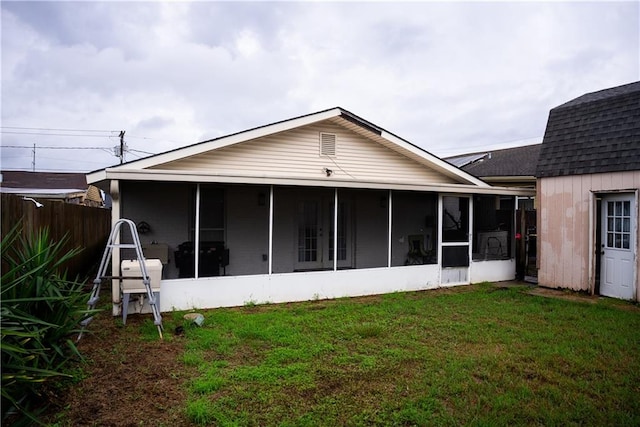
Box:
(446, 144), (541, 177)
(536, 81), (640, 178)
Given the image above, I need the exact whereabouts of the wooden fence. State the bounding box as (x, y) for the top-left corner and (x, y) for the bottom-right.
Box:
(1, 193), (111, 280)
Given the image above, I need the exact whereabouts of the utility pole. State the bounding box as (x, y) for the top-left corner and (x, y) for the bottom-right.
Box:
(119, 130), (125, 164)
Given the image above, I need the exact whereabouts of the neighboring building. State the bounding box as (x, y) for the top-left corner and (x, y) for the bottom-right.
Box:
(0, 170), (104, 207)
(446, 143), (540, 210)
(446, 144), (540, 281)
(536, 81), (640, 301)
(88, 107), (533, 314)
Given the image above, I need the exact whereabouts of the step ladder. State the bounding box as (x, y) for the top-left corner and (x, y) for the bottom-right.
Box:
(78, 218), (163, 340)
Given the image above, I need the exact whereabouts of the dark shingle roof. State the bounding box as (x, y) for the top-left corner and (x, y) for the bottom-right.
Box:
(536, 81), (640, 178)
(0, 171), (88, 190)
(447, 144), (541, 177)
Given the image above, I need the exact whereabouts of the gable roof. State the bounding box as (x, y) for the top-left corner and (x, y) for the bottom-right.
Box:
(88, 107), (495, 191)
(536, 81), (640, 178)
(446, 144), (541, 178)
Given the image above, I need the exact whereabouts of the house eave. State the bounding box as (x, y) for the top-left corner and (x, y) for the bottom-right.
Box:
(377, 129), (490, 188)
(95, 169), (534, 196)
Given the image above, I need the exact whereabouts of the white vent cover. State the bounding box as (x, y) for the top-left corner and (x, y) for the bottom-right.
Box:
(320, 133), (336, 157)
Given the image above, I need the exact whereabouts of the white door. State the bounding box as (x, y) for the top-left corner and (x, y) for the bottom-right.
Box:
(600, 194), (636, 300)
(295, 198), (352, 270)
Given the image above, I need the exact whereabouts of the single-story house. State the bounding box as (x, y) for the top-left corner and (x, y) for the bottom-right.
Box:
(87, 107), (533, 314)
(536, 81), (640, 301)
(0, 170), (104, 207)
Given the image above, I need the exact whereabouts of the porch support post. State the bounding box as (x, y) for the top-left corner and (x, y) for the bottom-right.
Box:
(110, 179), (120, 316)
(437, 194), (443, 277)
(269, 185), (274, 275)
(194, 184), (201, 279)
(468, 196), (474, 266)
(387, 189), (393, 268)
(333, 188), (338, 271)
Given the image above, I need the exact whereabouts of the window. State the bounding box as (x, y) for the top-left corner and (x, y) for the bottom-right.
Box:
(606, 200), (631, 249)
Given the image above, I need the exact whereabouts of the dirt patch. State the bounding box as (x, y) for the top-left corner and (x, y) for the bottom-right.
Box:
(527, 286), (599, 303)
(43, 311), (195, 426)
(526, 285), (640, 311)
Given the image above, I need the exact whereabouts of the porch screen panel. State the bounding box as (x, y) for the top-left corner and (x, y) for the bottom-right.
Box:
(342, 189), (387, 269)
(272, 187), (334, 273)
(328, 201), (348, 262)
(442, 196), (469, 243)
(442, 246), (469, 267)
(391, 191), (438, 267)
(120, 181), (193, 280)
(472, 195), (514, 261)
(224, 185), (270, 276)
(196, 186), (225, 278)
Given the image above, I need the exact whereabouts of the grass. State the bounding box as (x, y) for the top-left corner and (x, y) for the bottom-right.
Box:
(160, 283), (640, 426)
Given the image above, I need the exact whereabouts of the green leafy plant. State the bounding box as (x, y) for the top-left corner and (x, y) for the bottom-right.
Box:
(1, 225), (97, 425)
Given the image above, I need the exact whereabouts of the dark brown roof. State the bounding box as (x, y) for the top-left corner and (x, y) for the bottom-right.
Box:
(0, 171), (88, 190)
(536, 81), (640, 178)
(446, 144), (541, 177)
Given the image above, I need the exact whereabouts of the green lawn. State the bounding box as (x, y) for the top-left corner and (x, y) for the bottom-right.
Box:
(151, 283), (640, 426)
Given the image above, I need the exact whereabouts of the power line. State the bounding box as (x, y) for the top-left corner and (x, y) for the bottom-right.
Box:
(1, 126), (116, 132)
(128, 148), (155, 155)
(1, 131), (118, 137)
(34, 156), (110, 165)
(0, 166), (106, 172)
(2, 145), (112, 149)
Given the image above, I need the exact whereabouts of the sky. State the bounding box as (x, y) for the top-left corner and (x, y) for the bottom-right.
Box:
(1, 1), (638, 173)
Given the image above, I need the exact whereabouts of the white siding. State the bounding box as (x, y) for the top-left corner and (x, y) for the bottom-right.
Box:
(470, 259), (516, 282)
(159, 265), (442, 311)
(152, 122), (459, 185)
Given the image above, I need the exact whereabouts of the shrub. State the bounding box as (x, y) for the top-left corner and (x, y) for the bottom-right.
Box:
(1, 225), (96, 425)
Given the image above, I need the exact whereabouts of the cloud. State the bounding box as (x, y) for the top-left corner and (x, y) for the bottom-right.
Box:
(1, 1), (637, 171)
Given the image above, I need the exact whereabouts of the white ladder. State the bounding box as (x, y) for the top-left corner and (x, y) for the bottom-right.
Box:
(78, 218), (163, 340)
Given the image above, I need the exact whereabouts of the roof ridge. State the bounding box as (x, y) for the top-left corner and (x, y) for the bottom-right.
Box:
(553, 81), (640, 110)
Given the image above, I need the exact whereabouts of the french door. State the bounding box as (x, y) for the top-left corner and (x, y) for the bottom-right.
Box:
(295, 196), (352, 270)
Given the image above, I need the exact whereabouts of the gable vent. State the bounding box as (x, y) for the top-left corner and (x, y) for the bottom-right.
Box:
(320, 133), (336, 157)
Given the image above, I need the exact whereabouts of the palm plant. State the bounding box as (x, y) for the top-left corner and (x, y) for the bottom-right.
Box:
(1, 225), (97, 425)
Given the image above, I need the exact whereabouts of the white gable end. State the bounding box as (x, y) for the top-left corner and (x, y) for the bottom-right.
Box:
(151, 121), (460, 185)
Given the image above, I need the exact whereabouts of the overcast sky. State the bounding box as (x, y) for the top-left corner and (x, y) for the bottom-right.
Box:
(1, 1), (638, 173)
